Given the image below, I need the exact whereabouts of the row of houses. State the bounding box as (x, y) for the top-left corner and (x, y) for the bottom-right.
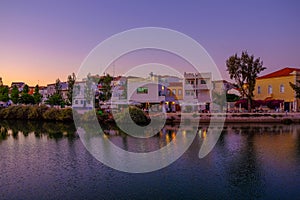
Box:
(73, 67), (300, 112)
(73, 72), (236, 113)
(0, 81), (69, 104)
(2, 67), (299, 112)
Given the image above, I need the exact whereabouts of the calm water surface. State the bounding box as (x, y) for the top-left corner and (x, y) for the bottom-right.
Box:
(0, 120), (300, 199)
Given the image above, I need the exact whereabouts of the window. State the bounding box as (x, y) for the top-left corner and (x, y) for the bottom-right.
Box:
(178, 89), (182, 95)
(268, 85), (272, 94)
(172, 89), (176, 96)
(75, 100), (78, 104)
(137, 87), (148, 94)
(200, 80), (206, 84)
(185, 91), (190, 96)
(257, 86), (261, 94)
(280, 84), (284, 93)
(167, 89), (171, 96)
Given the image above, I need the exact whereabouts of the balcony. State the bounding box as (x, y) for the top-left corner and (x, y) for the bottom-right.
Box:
(196, 83), (212, 90)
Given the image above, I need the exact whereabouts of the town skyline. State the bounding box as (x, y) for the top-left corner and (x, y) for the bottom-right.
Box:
(1, 1), (300, 86)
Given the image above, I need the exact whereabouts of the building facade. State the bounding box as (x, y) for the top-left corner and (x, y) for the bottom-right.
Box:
(254, 67), (300, 112)
(184, 72), (212, 112)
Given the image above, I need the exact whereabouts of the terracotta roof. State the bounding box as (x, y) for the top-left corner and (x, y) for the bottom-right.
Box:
(257, 67), (300, 79)
(168, 82), (182, 87)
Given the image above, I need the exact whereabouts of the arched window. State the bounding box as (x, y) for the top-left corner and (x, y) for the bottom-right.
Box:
(268, 85), (272, 94)
(280, 84), (284, 93)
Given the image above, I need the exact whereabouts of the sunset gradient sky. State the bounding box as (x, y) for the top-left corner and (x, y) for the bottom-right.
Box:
(0, 0), (299, 86)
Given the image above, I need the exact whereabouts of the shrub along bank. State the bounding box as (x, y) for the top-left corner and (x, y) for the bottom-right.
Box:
(0, 105), (73, 122)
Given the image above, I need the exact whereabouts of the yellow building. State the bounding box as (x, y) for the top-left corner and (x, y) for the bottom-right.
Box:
(254, 67), (300, 111)
(167, 82), (183, 100)
(166, 82), (183, 112)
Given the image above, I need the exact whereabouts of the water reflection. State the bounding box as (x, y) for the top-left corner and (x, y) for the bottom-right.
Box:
(0, 122), (300, 198)
(0, 120), (77, 140)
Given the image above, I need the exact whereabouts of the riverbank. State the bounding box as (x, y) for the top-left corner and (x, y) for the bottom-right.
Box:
(0, 105), (73, 122)
(165, 112), (299, 124)
(1, 105), (300, 124)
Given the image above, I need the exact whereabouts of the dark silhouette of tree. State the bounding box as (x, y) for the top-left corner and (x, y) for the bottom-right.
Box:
(33, 85), (42, 104)
(20, 84), (34, 104)
(10, 85), (19, 104)
(54, 79), (62, 94)
(98, 74), (113, 102)
(226, 51), (265, 112)
(46, 79), (63, 106)
(67, 73), (76, 105)
(0, 85), (9, 102)
(289, 81), (300, 98)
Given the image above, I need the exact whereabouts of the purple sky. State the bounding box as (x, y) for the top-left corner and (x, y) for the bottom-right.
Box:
(0, 0), (299, 85)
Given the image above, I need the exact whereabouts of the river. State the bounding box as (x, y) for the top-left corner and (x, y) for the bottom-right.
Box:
(0, 120), (300, 199)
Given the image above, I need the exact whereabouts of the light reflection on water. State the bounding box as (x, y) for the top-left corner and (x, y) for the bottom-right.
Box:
(0, 120), (300, 199)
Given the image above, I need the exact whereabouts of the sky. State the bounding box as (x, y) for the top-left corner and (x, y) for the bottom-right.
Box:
(0, 0), (299, 86)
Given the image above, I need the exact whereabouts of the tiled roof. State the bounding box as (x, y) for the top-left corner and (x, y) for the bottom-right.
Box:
(168, 82), (182, 87)
(257, 67), (300, 79)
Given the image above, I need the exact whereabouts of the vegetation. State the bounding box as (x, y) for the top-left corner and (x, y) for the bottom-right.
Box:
(0, 105), (73, 122)
(289, 80), (300, 98)
(19, 84), (34, 104)
(226, 93), (240, 102)
(46, 79), (64, 106)
(67, 73), (76, 105)
(10, 85), (19, 104)
(33, 85), (42, 104)
(226, 51), (265, 112)
(0, 85), (9, 102)
(98, 74), (113, 102)
(212, 92), (226, 111)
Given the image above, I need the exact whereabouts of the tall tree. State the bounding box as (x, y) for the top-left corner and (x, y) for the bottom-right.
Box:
(226, 51), (265, 112)
(84, 73), (95, 107)
(20, 84), (34, 104)
(98, 74), (113, 102)
(46, 79), (63, 106)
(33, 85), (42, 104)
(10, 85), (19, 104)
(0, 85), (9, 102)
(54, 79), (61, 94)
(22, 84), (29, 93)
(67, 73), (76, 105)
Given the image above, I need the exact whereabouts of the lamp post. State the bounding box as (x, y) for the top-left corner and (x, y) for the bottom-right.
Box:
(242, 83), (251, 112)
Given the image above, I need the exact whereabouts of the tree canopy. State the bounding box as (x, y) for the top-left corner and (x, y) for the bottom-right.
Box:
(67, 73), (76, 105)
(0, 85), (9, 102)
(10, 85), (19, 104)
(33, 85), (42, 104)
(289, 81), (300, 98)
(226, 51), (265, 111)
(98, 74), (113, 102)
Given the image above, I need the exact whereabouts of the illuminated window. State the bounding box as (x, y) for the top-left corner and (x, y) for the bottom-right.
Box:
(280, 84), (284, 93)
(137, 87), (148, 94)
